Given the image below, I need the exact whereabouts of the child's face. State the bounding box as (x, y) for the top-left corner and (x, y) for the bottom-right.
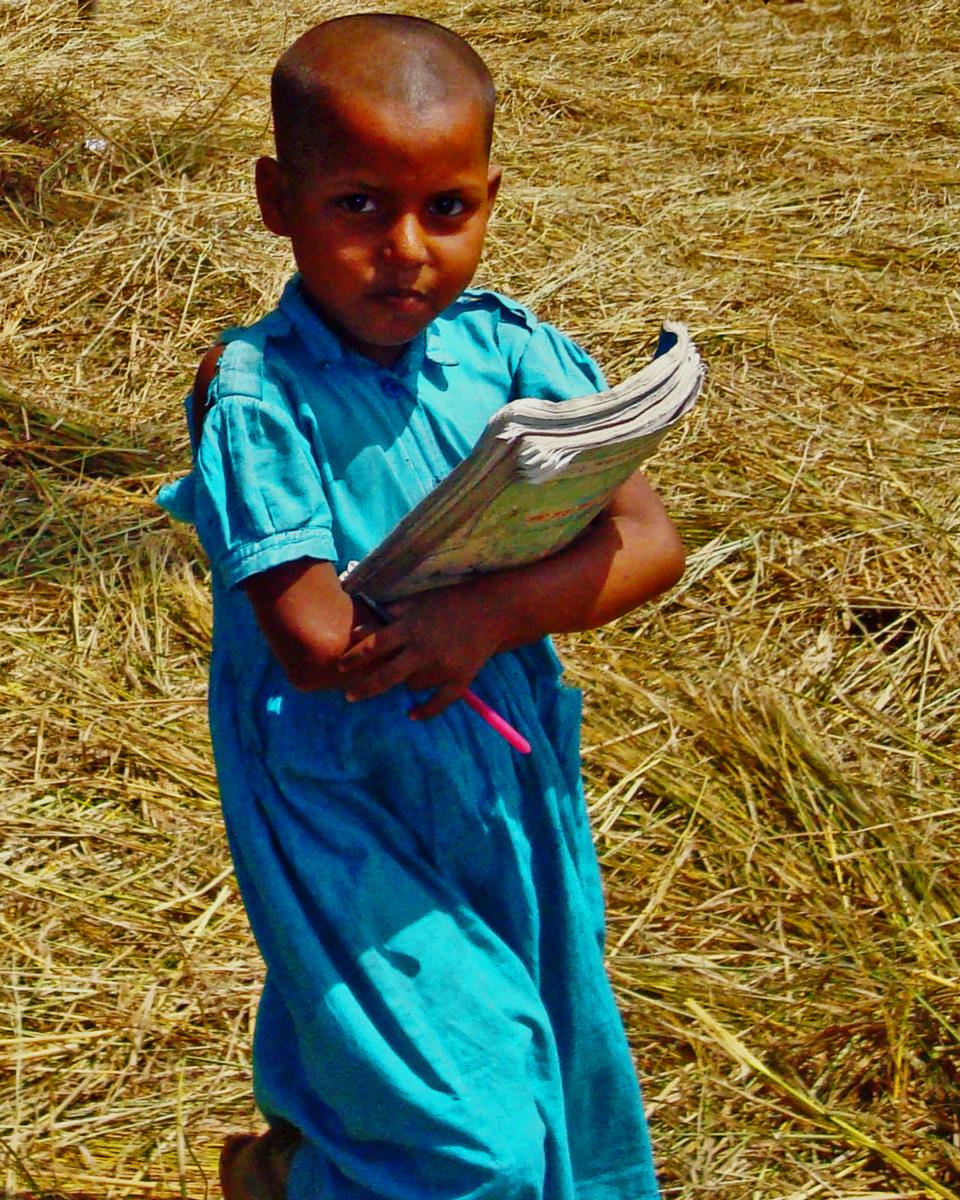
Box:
(257, 93), (500, 366)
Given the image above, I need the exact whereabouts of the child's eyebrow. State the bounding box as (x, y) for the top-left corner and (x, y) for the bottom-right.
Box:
(331, 179), (383, 192)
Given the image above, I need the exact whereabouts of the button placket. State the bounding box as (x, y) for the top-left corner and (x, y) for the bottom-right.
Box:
(383, 375), (448, 489)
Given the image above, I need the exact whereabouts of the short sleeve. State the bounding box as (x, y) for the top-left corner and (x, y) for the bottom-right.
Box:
(192, 396), (337, 589)
(510, 322), (607, 403)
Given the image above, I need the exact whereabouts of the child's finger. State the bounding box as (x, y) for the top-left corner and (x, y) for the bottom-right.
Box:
(339, 625), (404, 673)
(343, 649), (420, 701)
(350, 615), (381, 642)
(408, 682), (465, 721)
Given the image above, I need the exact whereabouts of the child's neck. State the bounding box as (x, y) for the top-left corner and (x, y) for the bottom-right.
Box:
(298, 281), (409, 368)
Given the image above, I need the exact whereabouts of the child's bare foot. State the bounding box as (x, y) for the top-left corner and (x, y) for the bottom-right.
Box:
(219, 1123), (300, 1200)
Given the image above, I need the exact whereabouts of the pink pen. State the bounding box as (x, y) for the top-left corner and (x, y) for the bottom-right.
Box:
(356, 592), (532, 755)
(461, 690), (531, 755)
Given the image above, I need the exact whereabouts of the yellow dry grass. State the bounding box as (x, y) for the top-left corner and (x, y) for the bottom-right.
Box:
(1, 0), (957, 1197)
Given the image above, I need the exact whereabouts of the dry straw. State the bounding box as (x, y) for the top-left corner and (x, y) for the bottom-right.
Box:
(1, 0), (958, 1196)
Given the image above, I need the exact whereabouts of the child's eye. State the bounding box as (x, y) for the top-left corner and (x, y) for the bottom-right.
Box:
(430, 195), (466, 218)
(336, 194), (376, 214)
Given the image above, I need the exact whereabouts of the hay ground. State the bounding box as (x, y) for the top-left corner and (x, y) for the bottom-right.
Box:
(1, 0), (958, 1196)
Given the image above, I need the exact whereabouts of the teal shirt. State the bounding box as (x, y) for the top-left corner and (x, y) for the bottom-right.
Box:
(160, 275), (606, 587)
(158, 277), (659, 1200)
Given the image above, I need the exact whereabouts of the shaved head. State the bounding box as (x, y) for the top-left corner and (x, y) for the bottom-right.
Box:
(271, 14), (496, 175)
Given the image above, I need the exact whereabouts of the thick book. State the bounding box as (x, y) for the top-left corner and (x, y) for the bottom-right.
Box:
(343, 322), (704, 602)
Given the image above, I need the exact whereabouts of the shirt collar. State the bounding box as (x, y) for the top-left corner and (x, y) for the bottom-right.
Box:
(278, 277), (346, 367)
(279, 275), (460, 375)
(424, 324), (459, 368)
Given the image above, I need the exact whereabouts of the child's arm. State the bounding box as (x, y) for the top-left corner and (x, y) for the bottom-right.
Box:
(245, 469), (681, 709)
(189, 343), (377, 692)
(337, 468), (684, 718)
(243, 560), (381, 691)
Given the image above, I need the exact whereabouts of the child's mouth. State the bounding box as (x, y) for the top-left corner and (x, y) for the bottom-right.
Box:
(374, 288), (431, 314)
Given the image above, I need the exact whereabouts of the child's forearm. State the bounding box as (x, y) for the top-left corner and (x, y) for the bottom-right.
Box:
(244, 559), (368, 692)
(460, 470), (685, 651)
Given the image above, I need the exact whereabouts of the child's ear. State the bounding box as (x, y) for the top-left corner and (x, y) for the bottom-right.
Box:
(486, 164), (502, 207)
(255, 156), (291, 236)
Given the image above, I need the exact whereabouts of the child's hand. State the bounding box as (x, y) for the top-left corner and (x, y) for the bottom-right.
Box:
(337, 586), (509, 719)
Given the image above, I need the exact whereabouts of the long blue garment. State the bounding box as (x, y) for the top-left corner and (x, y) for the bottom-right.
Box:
(159, 277), (659, 1200)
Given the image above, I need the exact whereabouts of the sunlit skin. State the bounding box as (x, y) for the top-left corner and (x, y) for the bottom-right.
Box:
(255, 92), (500, 366)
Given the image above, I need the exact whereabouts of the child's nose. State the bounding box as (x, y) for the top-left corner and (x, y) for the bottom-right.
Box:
(382, 213), (428, 266)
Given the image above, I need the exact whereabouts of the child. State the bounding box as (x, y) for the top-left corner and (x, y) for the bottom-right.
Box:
(159, 13), (685, 1200)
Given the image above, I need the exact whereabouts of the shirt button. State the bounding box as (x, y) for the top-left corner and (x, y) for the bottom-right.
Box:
(381, 377), (404, 398)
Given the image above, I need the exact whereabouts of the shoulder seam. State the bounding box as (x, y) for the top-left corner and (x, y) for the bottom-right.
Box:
(457, 287), (540, 331)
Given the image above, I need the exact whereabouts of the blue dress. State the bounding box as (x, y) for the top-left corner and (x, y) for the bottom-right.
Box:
(159, 277), (659, 1200)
